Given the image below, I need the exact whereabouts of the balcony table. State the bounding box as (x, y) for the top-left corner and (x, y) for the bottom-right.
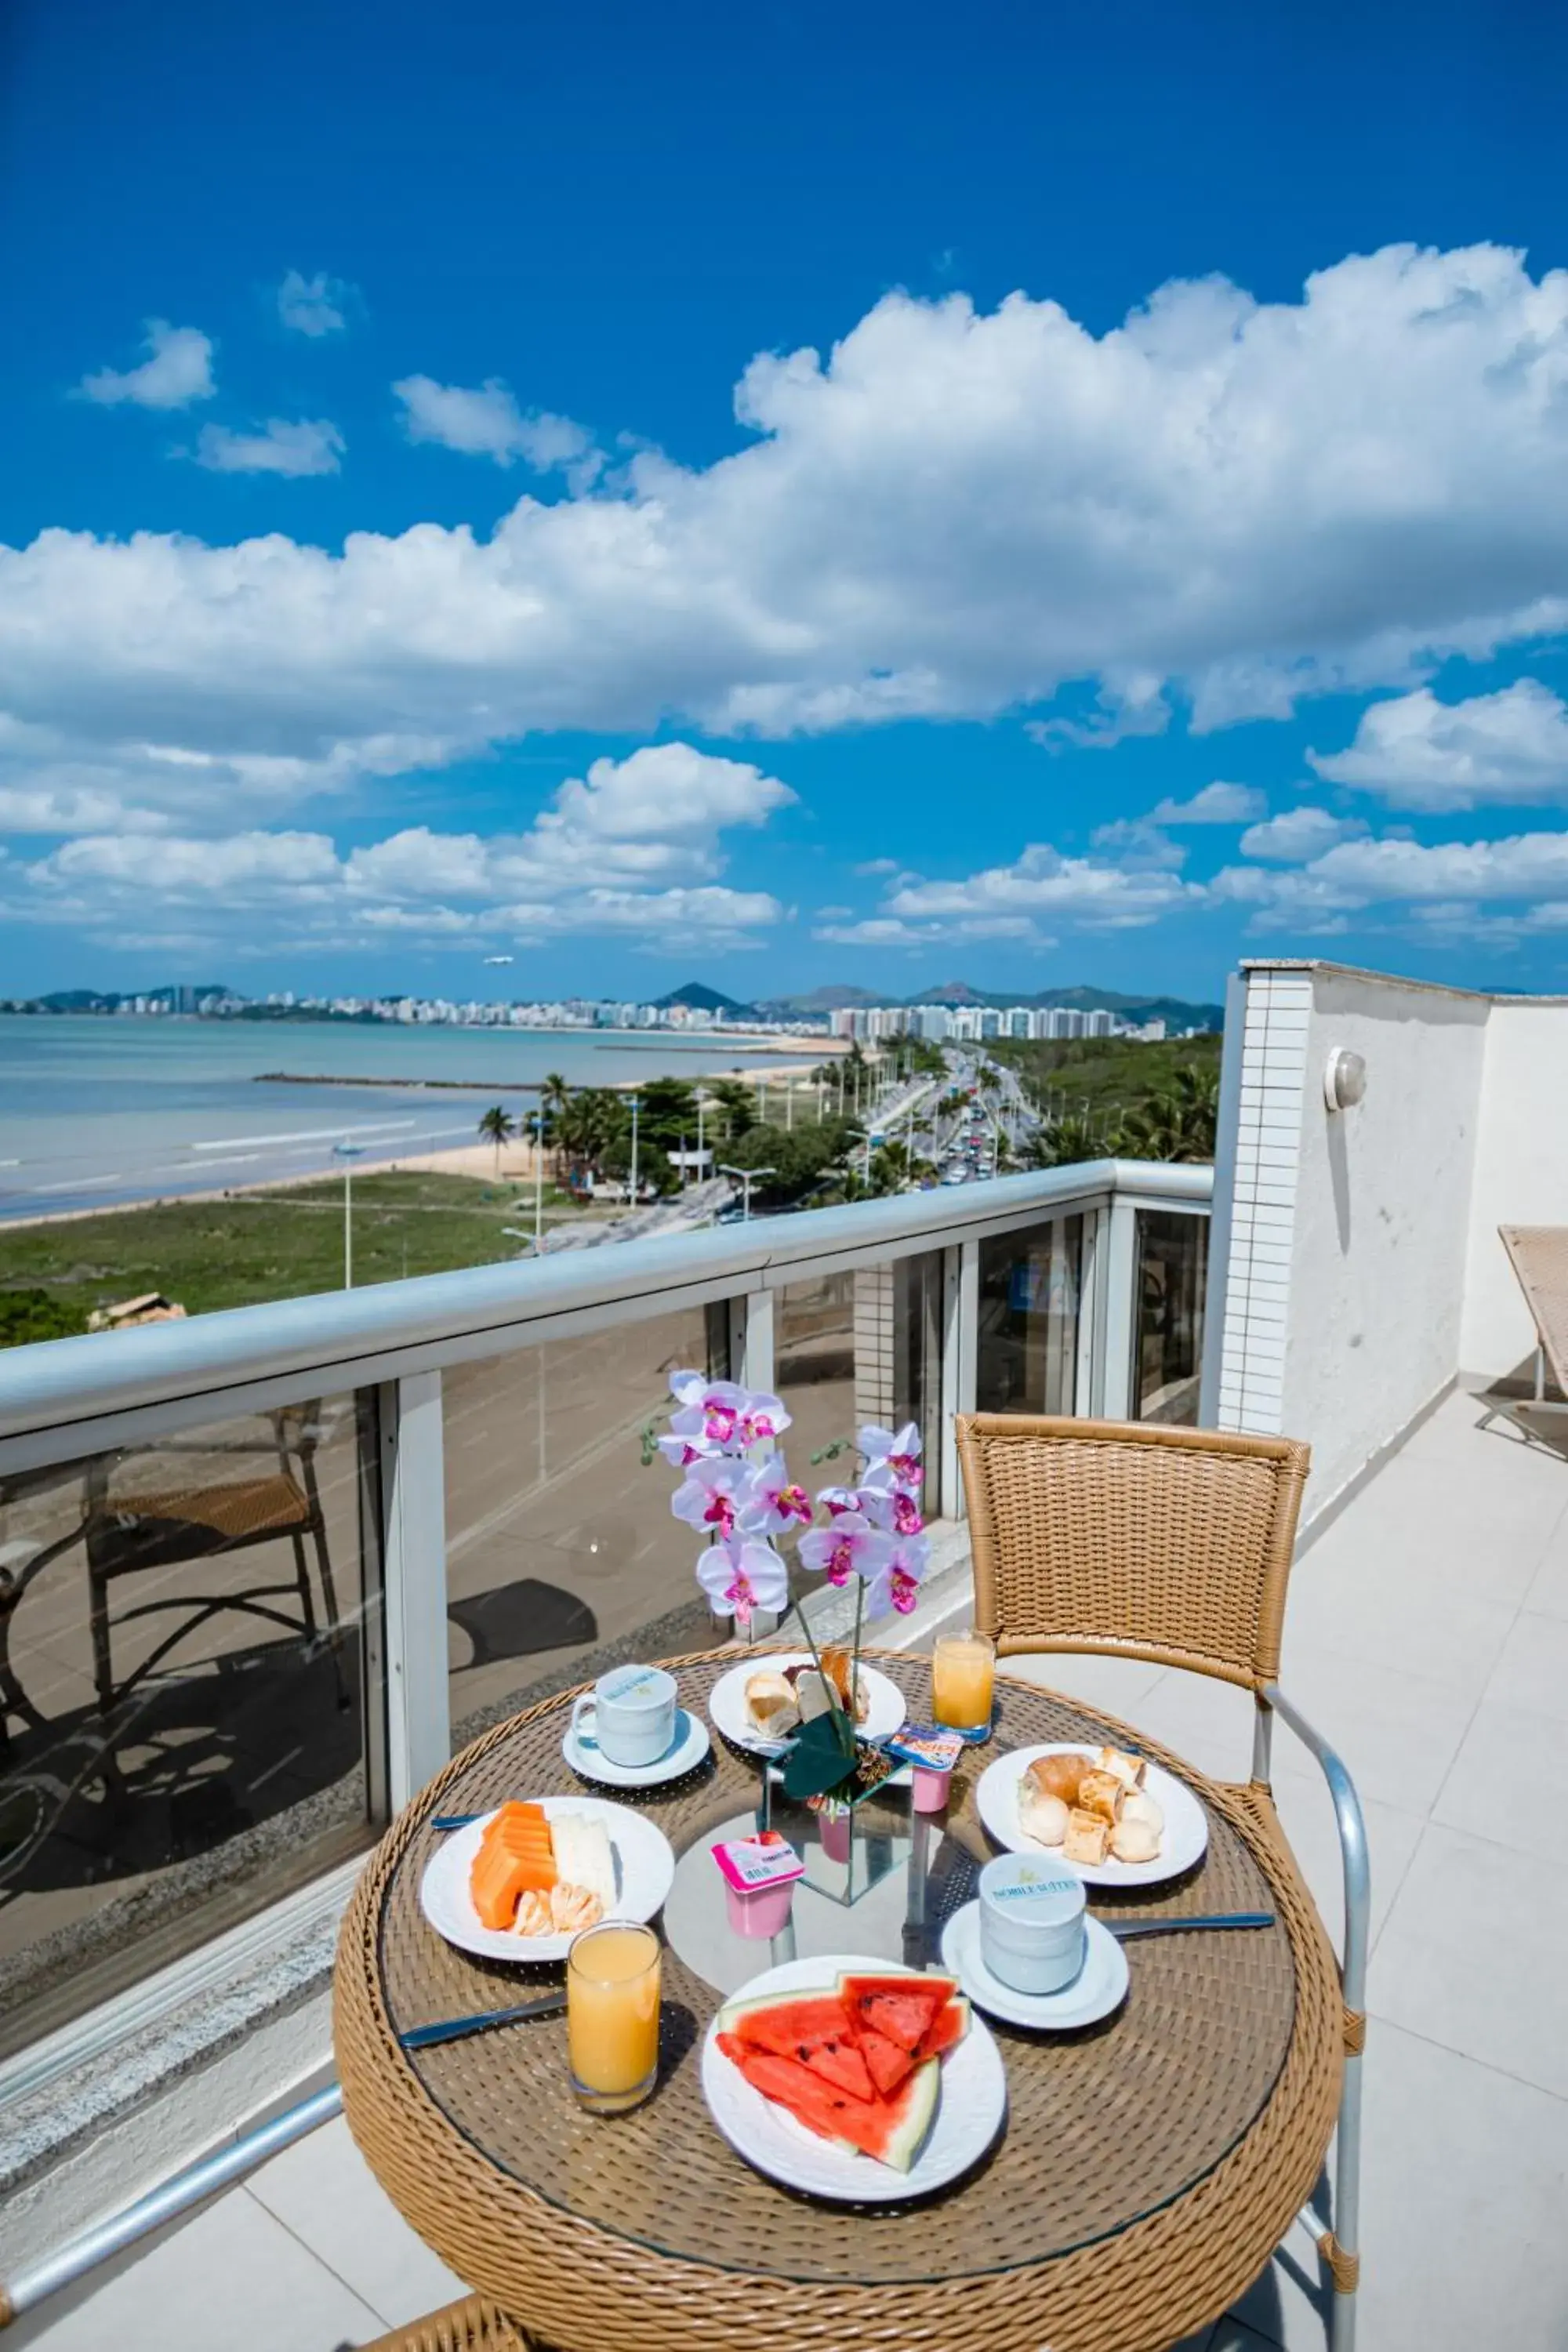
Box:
(334, 1650), (1342, 2352)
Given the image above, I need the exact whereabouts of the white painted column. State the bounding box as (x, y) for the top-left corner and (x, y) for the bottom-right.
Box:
(380, 1370), (451, 1810)
(1098, 1197), (1140, 1422)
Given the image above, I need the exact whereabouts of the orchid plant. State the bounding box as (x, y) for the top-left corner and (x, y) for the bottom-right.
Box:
(652, 1374), (931, 1800)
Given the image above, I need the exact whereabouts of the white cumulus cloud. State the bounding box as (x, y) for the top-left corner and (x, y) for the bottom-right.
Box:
(193, 418), (346, 477)
(1237, 806), (1363, 861)
(78, 320), (216, 410)
(393, 376), (598, 475)
(278, 270), (350, 337)
(17, 240), (1568, 884)
(1149, 781), (1265, 824)
(1308, 680), (1568, 809)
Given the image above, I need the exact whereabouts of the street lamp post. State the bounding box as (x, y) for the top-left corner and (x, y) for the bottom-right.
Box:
(332, 1141), (365, 1289)
(627, 1094), (641, 1206)
(534, 1098), (548, 1250)
(719, 1163), (774, 1221)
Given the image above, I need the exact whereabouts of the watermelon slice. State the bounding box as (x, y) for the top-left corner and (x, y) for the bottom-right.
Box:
(916, 1994), (971, 2063)
(857, 2025), (917, 2099)
(719, 1992), (875, 2103)
(838, 1972), (960, 2054)
(724, 2042), (940, 2172)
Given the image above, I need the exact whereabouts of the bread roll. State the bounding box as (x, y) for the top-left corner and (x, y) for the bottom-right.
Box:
(1097, 1745), (1146, 1791)
(1120, 1788), (1164, 1837)
(1026, 1751), (1087, 1806)
(1076, 1768), (1125, 1825)
(745, 1671), (799, 1737)
(1018, 1784), (1069, 1848)
(1109, 1817), (1160, 1865)
(1062, 1808), (1111, 1865)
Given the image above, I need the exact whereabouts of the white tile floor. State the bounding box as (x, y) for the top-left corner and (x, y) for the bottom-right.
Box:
(16, 1392), (1568, 2350)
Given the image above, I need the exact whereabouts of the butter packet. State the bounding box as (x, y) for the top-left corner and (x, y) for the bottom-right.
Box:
(884, 1723), (966, 1773)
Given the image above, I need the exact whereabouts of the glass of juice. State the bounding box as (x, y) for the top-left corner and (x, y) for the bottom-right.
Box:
(566, 1922), (662, 2115)
(931, 1628), (996, 1741)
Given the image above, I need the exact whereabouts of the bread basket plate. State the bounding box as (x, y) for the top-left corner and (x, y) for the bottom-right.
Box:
(419, 1796), (676, 1964)
(702, 1953), (1007, 2204)
(706, 1654), (907, 1756)
(975, 1743), (1207, 1887)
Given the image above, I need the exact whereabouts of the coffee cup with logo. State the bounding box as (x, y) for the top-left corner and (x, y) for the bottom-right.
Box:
(977, 1851), (1087, 1994)
(570, 1663), (679, 1769)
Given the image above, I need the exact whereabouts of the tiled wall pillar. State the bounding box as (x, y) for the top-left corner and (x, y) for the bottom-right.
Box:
(1214, 967), (1310, 1436)
(853, 1264), (895, 1428)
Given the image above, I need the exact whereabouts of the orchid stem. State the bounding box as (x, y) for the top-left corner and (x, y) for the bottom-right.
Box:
(782, 1587), (853, 1757)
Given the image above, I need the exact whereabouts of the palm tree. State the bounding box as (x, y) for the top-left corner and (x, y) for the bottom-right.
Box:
(539, 1073), (571, 1173)
(1024, 1109), (1112, 1170)
(1114, 1064), (1220, 1163)
(477, 1104), (515, 1175)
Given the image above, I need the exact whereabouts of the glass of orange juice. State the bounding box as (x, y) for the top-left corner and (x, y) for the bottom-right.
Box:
(566, 1922), (662, 2115)
(931, 1628), (996, 1741)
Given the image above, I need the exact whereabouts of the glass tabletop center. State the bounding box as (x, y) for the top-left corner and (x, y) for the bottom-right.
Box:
(662, 1776), (970, 1996)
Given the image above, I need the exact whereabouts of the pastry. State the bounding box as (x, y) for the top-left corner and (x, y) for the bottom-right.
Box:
(821, 1646), (871, 1722)
(745, 1670), (800, 1738)
(1062, 1808), (1112, 1865)
(1076, 1768), (1125, 1825)
(1028, 1751), (1088, 1806)
(1120, 1787), (1164, 1838)
(1018, 1783), (1069, 1848)
(1109, 1816), (1160, 1865)
(1097, 1745), (1146, 1791)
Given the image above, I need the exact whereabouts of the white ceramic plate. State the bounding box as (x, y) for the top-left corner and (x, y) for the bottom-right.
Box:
(939, 1902), (1129, 2032)
(561, 1706), (712, 1789)
(706, 1654), (907, 1756)
(702, 1953), (1007, 2205)
(975, 1744), (1208, 1888)
(419, 1797), (676, 1965)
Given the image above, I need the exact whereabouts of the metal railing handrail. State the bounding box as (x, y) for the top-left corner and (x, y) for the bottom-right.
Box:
(0, 1159), (1210, 1445)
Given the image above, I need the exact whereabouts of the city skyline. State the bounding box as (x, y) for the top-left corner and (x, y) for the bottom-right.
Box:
(4, 1), (1568, 1000)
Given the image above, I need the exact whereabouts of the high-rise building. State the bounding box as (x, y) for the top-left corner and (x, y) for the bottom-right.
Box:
(1087, 1009), (1113, 1037)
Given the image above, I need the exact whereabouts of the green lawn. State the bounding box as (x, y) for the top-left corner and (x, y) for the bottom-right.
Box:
(0, 1171), (589, 1341)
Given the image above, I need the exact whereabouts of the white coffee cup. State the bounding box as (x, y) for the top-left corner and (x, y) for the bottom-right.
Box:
(570, 1664), (678, 1769)
(978, 1852), (1087, 1994)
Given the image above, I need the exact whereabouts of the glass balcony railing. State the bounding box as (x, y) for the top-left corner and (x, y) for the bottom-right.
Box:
(0, 1158), (1210, 2078)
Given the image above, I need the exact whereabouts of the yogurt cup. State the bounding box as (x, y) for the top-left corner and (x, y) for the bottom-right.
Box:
(713, 1834), (803, 1937)
(886, 1726), (965, 1816)
(978, 1851), (1087, 1994)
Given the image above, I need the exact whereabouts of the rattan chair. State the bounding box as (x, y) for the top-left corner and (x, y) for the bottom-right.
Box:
(359, 2298), (530, 2351)
(955, 1410), (1369, 2352)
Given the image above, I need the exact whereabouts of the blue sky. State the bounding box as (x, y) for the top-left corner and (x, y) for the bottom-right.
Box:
(3, 0), (1568, 1003)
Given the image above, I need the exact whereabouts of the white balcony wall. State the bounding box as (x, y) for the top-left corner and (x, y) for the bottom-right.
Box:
(1460, 996), (1568, 1379)
(1212, 962), (1490, 1519)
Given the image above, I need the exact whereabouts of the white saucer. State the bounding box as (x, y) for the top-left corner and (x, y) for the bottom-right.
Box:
(562, 1706), (712, 1788)
(939, 1901), (1129, 2031)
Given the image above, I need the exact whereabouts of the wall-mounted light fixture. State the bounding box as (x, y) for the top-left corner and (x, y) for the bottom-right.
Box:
(1323, 1047), (1368, 1113)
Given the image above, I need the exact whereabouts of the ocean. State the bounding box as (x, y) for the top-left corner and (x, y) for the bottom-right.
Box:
(0, 1017), (813, 1221)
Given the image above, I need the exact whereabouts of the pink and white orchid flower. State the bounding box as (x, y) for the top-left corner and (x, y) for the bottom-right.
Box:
(860, 1463), (925, 1536)
(670, 1455), (757, 1541)
(864, 1531), (932, 1619)
(858, 1421), (923, 1492)
(655, 1428), (719, 1472)
(797, 1511), (895, 1590)
(696, 1534), (789, 1627)
(816, 1484), (867, 1519)
(669, 1374), (792, 1455)
(742, 1454), (815, 1537)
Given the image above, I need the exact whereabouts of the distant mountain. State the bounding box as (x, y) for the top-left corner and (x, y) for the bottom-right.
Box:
(757, 983), (882, 1014)
(651, 981), (759, 1016)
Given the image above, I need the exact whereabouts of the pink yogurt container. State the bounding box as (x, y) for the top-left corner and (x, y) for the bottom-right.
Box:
(886, 1726), (966, 1815)
(713, 1834), (804, 1938)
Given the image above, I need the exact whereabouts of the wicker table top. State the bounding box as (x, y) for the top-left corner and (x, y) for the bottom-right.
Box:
(336, 1652), (1343, 2352)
